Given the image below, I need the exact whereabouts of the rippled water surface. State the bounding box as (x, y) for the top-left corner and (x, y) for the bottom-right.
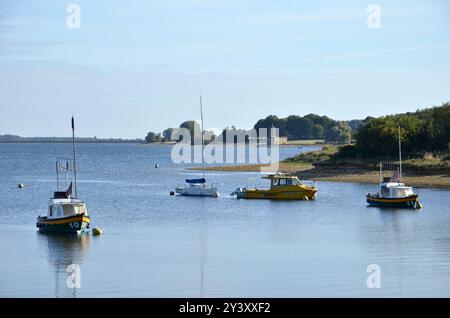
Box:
(1, 143), (449, 297)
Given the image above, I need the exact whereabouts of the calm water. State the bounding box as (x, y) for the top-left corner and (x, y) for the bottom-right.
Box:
(1, 143), (449, 297)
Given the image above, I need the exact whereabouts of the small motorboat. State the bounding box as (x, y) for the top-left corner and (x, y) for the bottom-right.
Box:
(175, 178), (219, 197)
(231, 173), (317, 200)
(37, 186), (91, 233)
(366, 179), (420, 208)
(366, 126), (421, 209)
(36, 117), (91, 233)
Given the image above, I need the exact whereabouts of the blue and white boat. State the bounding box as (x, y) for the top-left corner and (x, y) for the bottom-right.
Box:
(175, 178), (219, 197)
(174, 95), (219, 197)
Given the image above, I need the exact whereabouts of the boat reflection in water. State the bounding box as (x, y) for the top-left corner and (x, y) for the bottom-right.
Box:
(37, 232), (90, 297)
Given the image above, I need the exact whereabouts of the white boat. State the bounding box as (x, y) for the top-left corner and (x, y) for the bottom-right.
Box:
(175, 95), (219, 197)
(36, 117), (91, 233)
(175, 178), (219, 197)
(366, 126), (422, 209)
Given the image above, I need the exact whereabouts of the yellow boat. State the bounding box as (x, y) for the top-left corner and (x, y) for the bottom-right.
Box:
(231, 173), (317, 200)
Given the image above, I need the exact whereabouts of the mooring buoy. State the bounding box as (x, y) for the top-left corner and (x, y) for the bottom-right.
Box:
(17, 183), (24, 189)
(169, 191), (175, 196)
(92, 228), (103, 236)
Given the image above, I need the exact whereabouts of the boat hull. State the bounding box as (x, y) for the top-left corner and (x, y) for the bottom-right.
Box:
(236, 186), (317, 200)
(36, 214), (90, 233)
(366, 194), (419, 208)
(175, 186), (219, 197)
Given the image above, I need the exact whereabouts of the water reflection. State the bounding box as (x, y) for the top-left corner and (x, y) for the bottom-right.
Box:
(357, 207), (424, 296)
(37, 232), (90, 298)
(197, 200), (209, 297)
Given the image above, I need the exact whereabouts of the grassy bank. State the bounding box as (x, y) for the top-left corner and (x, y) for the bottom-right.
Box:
(191, 146), (450, 189)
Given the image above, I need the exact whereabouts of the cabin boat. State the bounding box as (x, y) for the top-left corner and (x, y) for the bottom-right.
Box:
(37, 190), (90, 233)
(231, 173), (317, 200)
(366, 126), (421, 209)
(366, 176), (420, 208)
(175, 178), (219, 197)
(174, 95), (219, 197)
(36, 117), (91, 233)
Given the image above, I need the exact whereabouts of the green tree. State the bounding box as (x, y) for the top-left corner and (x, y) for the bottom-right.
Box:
(253, 113), (355, 142)
(162, 128), (174, 142)
(145, 131), (162, 143)
(180, 120), (201, 145)
(351, 102), (450, 158)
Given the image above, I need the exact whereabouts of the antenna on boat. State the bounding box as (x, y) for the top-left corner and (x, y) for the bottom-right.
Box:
(56, 158), (59, 191)
(71, 116), (78, 198)
(398, 125), (402, 182)
(199, 94), (206, 179)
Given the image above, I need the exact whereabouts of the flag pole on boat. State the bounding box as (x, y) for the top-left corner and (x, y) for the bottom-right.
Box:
(200, 94), (206, 179)
(71, 116), (78, 198)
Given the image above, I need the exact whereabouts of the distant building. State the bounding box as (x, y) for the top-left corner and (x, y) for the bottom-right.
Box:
(248, 135), (288, 145)
(271, 136), (288, 145)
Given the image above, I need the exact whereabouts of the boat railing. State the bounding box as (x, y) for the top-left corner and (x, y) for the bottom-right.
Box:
(176, 182), (218, 189)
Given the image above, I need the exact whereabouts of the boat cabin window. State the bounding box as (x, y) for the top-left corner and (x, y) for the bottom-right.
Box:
(273, 179), (287, 186)
(391, 188), (413, 197)
(381, 185), (389, 197)
(272, 178), (300, 187)
(62, 204), (86, 215)
(49, 206), (65, 217)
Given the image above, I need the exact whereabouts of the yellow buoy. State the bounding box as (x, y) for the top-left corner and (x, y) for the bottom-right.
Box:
(92, 228), (103, 236)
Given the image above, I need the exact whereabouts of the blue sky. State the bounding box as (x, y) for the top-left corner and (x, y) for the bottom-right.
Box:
(1, 0), (449, 138)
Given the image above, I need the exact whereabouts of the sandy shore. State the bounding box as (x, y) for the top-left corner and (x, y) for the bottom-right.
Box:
(190, 162), (450, 189)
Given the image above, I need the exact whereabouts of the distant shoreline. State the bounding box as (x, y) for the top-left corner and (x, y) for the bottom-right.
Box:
(0, 140), (143, 144)
(189, 163), (450, 189)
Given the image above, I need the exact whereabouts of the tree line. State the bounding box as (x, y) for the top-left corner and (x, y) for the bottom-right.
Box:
(145, 115), (361, 144)
(337, 102), (450, 158)
(145, 103), (449, 156)
(253, 114), (358, 143)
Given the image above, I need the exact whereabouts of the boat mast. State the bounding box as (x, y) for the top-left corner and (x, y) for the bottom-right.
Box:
(71, 116), (78, 198)
(379, 161), (382, 183)
(398, 126), (402, 182)
(199, 94), (206, 179)
(56, 158), (59, 191)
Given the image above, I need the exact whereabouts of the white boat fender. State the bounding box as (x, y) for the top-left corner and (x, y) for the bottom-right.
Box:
(230, 188), (242, 196)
